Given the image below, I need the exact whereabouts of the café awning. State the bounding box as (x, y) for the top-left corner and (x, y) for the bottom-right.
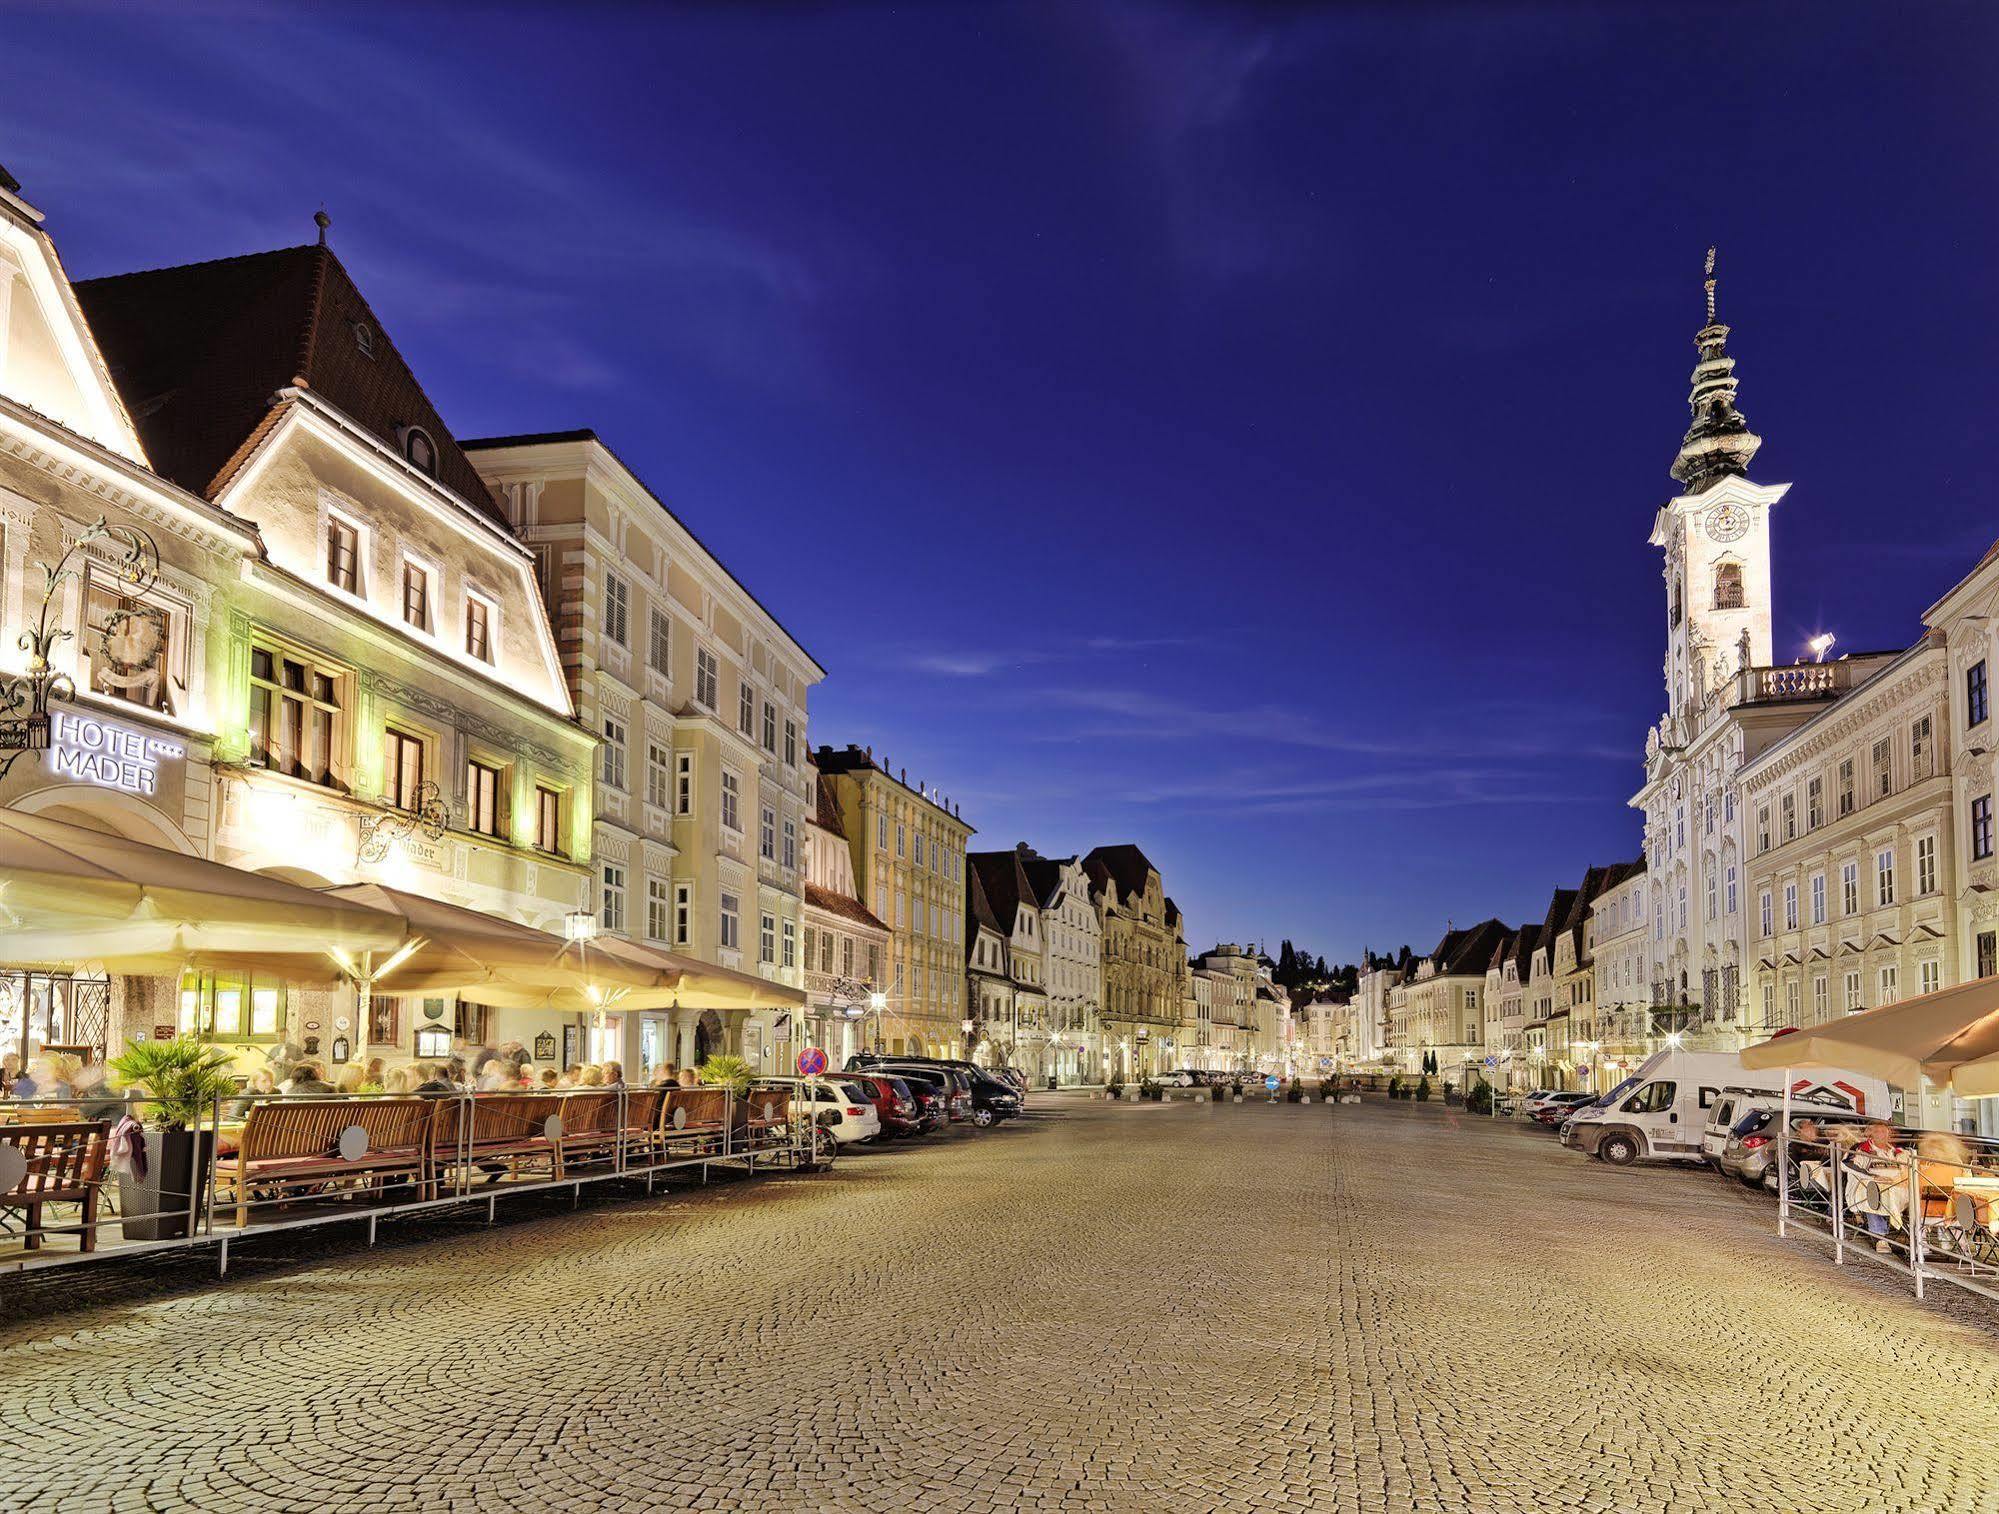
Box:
(1739, 975), (1999, 1094)
(0, 808), (404, 979)
(318, 883), (679, 1008)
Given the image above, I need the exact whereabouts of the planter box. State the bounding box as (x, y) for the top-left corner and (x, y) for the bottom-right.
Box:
(119, 1126), (215, 1242)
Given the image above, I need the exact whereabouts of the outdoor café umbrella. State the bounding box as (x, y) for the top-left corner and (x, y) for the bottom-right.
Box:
(1738, 975), (1999, 1095)
(0, 807), (405, 979)
(316, 882), (680, 1007)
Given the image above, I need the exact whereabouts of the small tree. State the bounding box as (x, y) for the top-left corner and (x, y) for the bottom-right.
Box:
(1415, 1075), (1432, 1102)
(1387, 1075), (1402, 1100)
(1466, 1079), (1493, 1116)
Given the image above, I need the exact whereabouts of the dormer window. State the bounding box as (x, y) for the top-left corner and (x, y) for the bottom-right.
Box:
(353, 321), (375, 359)
(402, 426), (437, 477)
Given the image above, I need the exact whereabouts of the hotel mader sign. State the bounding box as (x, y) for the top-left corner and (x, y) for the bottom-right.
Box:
(48, 710), (184, 797)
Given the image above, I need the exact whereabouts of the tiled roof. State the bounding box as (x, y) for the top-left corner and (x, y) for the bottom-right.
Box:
(76, 245), (506, 525)
(813, 774), (846, 838)
(804, 882), (886, 933)
(1082, 843), (1157, 903)
(968, 850), (1036, 934)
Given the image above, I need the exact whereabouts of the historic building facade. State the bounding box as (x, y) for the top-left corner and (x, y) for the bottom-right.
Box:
(801, 768), (889, 1066)
(466, 430), (818, 1073)
(65, 226), (596, 1066)
(1086, 845), (1185, 1079)
(1018, 848), (1101, 1085)
(817, 745), (972, 1058)
(1740, 638), (1955, 1038)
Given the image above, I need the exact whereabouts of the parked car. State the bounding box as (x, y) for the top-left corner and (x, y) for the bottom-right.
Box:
(963, 1071), (1023, 1127)
(1519, 1089), (1572, 1116)
(875, 1065), (971, 1125)
(1530, 1092), (1596, 1127)
(795, 1079), (883, 1144)
(840, 1073), (923, 1138)
(1153, 1070), (1197, 1087)
(1719, 1106), (1872, 1188)
(1700, 1084), (1880, 1172)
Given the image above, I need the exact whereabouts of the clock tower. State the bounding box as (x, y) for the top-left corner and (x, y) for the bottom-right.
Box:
(1649, 249), (1790, 725)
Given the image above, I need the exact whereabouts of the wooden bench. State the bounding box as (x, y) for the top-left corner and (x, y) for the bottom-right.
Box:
(738, 1087), (793, 1149)
(431, 1093), (564, 1193)
(0, 1121), (108, 1251)
(554, 1091), (622, 1171)
(616, 1088), (666, 1165)
(224, 1098), (431, 1227)
(661, 1088), (728, 1154)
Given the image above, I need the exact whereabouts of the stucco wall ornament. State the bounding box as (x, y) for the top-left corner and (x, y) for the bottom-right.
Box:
(0, 515), (160, 780)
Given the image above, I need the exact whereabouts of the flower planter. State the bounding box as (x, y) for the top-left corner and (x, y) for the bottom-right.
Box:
(119, 1126), (216, 1242)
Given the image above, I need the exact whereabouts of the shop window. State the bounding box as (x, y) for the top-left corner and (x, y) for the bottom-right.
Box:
(179, 970), (284, 1042)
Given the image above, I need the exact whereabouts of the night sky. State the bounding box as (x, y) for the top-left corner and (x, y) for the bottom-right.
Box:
(7, 4), (1996, 960)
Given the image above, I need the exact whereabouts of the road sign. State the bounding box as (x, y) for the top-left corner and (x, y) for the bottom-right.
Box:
(1483, 1055), (1499, 1068)
(796, 1047), (828, 1077)
(1264, 1074), (1280, 1091)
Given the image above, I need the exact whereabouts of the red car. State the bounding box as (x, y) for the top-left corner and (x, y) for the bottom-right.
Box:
(840, 1073), (923, 1138)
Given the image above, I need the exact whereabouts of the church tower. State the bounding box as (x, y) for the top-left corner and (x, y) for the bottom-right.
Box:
(1650, 249), (1790, 724)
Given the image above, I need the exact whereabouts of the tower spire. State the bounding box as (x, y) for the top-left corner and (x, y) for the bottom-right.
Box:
(1670, 246), (1761, 493)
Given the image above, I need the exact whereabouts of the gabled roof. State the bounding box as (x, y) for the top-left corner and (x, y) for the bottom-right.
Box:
(1018, 850), (1064, 908)
(1435, 918), (1510, 977)
(968, 850), (1037, 935)
(965, 862), (1005, 961)
(804, 883), (886, 934)
(76, 244), (506, 524)
(1510, 924), (1541, 976)
(1082, 843), (1158, 903)
(1534, 890), (1577, 972)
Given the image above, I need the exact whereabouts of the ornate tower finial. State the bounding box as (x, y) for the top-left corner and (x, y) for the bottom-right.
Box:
(1670, 246), (1761, 493)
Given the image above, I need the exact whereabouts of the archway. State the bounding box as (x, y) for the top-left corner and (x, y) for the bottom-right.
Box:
(695, 1008), (723, 1063)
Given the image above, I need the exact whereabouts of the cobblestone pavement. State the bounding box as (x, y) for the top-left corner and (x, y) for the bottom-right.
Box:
(4, 1095), (1998, 1513)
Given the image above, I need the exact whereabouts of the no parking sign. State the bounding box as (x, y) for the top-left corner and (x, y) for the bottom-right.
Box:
(797, 1046), (828, 1076)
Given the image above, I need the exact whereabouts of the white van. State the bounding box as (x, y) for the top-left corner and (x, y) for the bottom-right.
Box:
(1561, 1048), (1889, 1167)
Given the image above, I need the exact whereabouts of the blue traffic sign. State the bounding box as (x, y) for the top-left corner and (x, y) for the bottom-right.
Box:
(796, 1047), (828, 1076)
(1264, 1074), (1281, 1091)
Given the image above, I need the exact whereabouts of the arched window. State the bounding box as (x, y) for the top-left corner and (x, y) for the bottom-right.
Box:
(1670, 577), (1683, 627)
(403, 426), (437, 477)
(1714, 561), (1745, 609)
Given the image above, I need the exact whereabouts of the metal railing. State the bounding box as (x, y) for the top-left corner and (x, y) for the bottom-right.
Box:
(1775, 1120), (1999, 1307)
(0, 1080), (843, 1278)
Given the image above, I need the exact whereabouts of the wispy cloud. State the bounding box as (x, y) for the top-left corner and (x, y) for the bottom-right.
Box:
(903, 631), (1214, 678)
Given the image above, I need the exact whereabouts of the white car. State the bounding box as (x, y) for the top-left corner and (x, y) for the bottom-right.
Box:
(798, 1079), (882, 1144)
(1153, 1070), (1197, 1087)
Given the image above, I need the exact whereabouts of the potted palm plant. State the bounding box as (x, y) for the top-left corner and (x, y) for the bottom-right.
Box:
(107, 1035), (236, 1241)
(698, 1054), (759, 1135)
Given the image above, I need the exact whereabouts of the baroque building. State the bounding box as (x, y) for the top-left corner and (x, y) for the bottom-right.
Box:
(1085, 844), (1185, 1079)
(817, 744), (972, 1058)
(1632, 253), (1899, 1048)
(466, 431), (817, 1073)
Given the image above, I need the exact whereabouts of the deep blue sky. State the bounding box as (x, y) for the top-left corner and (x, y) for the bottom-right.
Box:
(7, 4), (1997, 960)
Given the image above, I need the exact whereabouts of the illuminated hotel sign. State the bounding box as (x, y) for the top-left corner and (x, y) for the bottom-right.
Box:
(47, 710), (184, 797)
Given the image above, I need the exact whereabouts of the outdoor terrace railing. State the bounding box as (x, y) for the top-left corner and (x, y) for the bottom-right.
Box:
(1776, 1119), (1999, 1308)
(0, 1080), (835, 1278)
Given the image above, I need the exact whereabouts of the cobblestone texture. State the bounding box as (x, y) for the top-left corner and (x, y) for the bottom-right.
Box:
(2, 1095), (1997, 1512)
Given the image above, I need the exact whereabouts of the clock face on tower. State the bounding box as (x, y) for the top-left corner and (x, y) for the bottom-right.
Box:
(1704, 502), (1749, 543)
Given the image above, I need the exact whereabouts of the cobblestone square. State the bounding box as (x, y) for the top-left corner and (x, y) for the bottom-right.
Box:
(3, 1096), (1996, 1513)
